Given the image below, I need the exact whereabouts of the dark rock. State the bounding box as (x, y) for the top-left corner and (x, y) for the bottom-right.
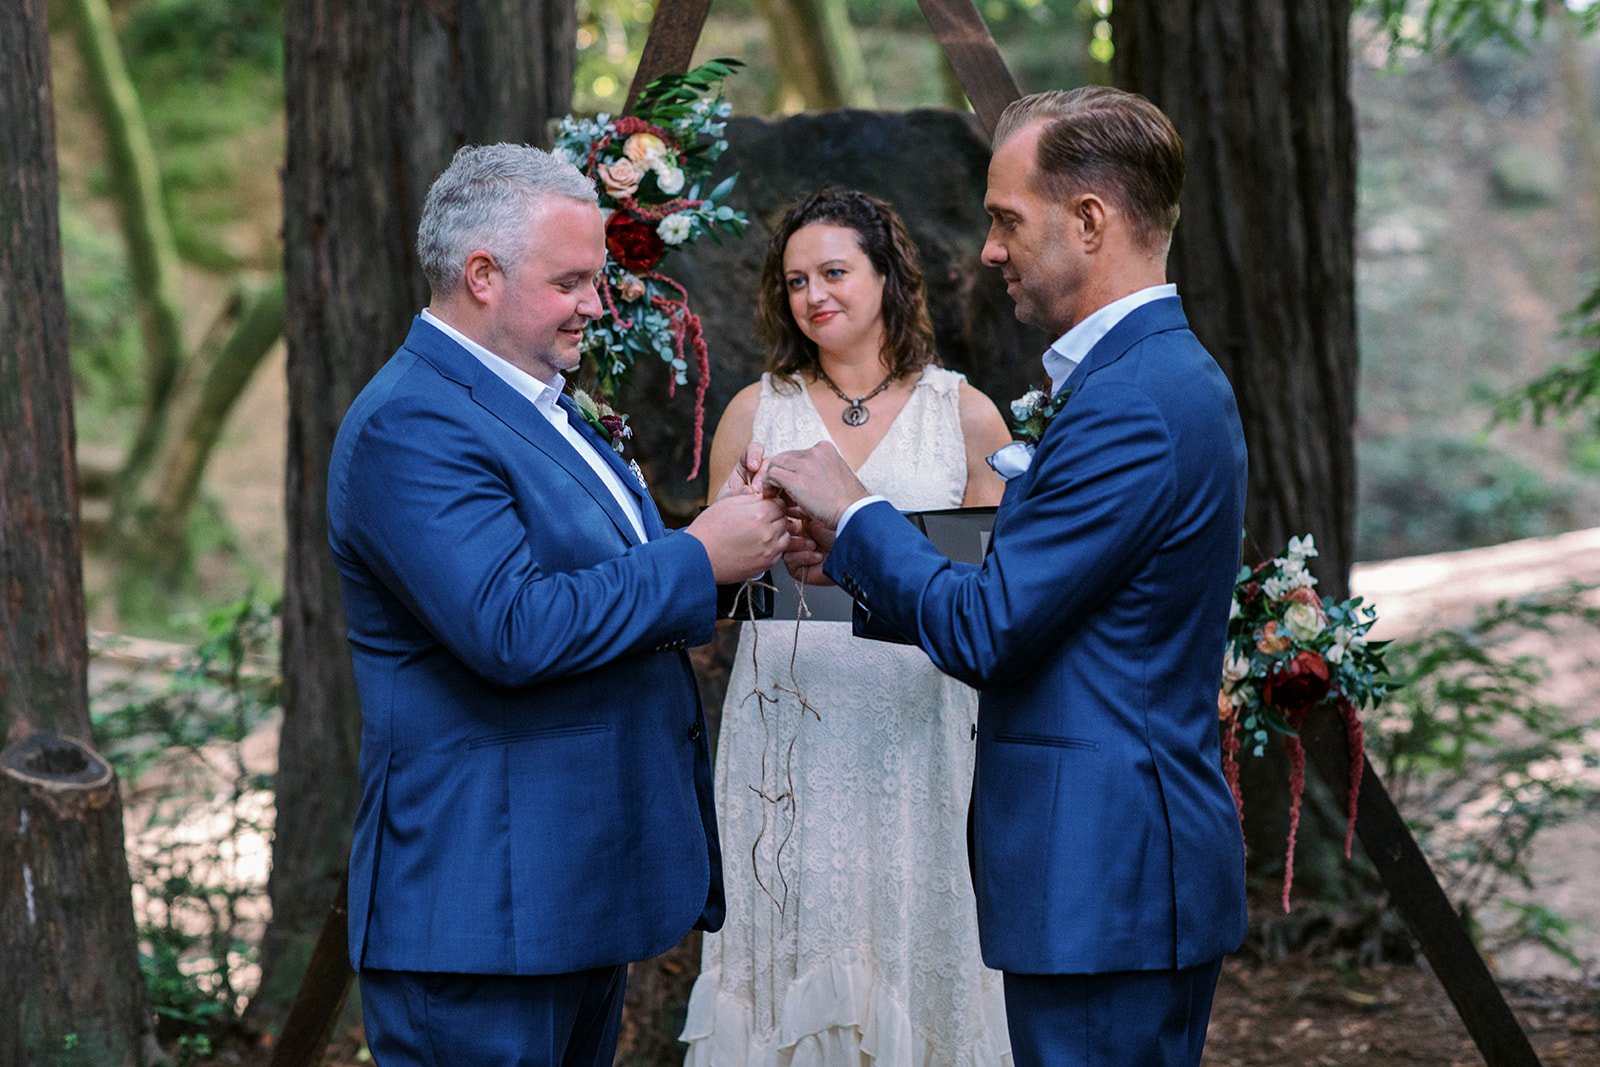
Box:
(614, 108), (1050, 521)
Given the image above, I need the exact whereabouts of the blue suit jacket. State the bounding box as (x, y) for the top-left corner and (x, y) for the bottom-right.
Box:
(826, 297), (1248, 974)
(328, 317), (723, 975)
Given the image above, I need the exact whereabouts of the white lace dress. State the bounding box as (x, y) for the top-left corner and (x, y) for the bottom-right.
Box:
(681, 367), (1011, 1067)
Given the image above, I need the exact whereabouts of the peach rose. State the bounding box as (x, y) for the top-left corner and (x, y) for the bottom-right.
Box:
(617, 273), (646, 301)
(623, 132), (668, 165)
(1256, 621), (1291, 655)
(598, 157), (644, 198)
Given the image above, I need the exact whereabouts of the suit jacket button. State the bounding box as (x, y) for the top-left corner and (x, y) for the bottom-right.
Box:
(687, 721), (703, 741)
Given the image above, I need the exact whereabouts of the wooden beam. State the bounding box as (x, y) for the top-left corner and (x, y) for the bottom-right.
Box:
(915, 0), (1021, 138)
(625, 0), (715, 111)
(1299, 710), (1543, 1066)
(267, 869), (353, 1067)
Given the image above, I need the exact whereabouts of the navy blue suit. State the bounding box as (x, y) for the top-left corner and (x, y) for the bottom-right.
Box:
(825, 297), (1247, 1063)
(327, 317), (723, 1061)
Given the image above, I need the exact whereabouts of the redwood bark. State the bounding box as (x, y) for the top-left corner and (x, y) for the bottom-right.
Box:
(0, 2), (151, 1060)
(1113, 0), (1358, 598)
(0, 738), (150, 1066)
(260, 0), (576, 1020)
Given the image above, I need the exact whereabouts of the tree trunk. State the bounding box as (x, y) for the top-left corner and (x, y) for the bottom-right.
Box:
(0, 4), (152, 1061)
(119, 278), (285, 585)
(257, 0), (576, 1023)
(758, 0), (875, 111)
(1112, 2), (1361, 909)
(65, 0), (187, 438)
(1112, 0), (1358, 599)
(0, 738), (151, 1067)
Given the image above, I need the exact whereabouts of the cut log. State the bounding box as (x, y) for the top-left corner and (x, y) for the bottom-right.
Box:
(0, 733), (150, 1067)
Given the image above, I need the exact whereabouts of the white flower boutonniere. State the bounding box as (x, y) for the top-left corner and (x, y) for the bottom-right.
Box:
(987, 385), (1072, 480)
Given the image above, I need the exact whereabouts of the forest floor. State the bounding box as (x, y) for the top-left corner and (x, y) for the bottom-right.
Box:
(195, 956), (1600, 1065)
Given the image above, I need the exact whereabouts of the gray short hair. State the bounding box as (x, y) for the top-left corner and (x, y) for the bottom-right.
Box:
(416, 143), (598, 298)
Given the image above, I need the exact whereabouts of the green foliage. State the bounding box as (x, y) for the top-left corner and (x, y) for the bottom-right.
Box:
(60, 200), (142, 428)
(125, 0), (284, 77)
(93, 596), (281, 1044)
(1492, 274), (1600, 428)
(1373, 586), (1600, 966)
(1359, 0), (1600, 57)
(1357, 431), (1576, 558)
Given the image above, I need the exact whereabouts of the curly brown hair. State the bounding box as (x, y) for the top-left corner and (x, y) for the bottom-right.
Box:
(757, 188), (938, 392)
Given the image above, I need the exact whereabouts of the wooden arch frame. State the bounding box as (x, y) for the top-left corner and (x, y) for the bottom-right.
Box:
(627, 0), (1022, 136)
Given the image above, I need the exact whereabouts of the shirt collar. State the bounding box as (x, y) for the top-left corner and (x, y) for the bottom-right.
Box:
(421, 308), (565, 416)
(1042, 283), (1177, 396)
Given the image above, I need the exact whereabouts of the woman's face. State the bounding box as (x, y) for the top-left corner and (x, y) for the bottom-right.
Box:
(781, 223), (887, 357)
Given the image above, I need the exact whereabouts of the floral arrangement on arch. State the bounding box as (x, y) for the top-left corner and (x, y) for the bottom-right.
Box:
(554, 58), (749, 479)
(1219, 534), (1397, 911)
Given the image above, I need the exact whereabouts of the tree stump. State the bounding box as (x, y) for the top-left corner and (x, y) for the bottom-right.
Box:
(0, 733), (151, 1067)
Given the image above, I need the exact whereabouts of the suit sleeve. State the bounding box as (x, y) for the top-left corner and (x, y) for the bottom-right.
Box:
(331, 395), (715, 688)
(824, 382), (1175, 688)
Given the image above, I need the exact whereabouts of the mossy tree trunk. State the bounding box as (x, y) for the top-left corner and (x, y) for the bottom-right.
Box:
(258, 0), (576, 1026)
(758, 0), (876, 111)
(1112, 1), (1364, 913)
(67, 0), (285, 592)
(0, 3), (153, 1061)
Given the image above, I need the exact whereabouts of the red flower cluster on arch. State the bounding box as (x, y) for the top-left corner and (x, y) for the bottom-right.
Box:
(1220, 535), (1395, 912)
(554, 62), (748, 480)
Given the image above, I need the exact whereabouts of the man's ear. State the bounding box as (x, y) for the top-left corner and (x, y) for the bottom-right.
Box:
(462, 249), (499, 305)
(1073, 193), (1109, 253)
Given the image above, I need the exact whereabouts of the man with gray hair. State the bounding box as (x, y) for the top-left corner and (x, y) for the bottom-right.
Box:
(328, 143), (788, 1064)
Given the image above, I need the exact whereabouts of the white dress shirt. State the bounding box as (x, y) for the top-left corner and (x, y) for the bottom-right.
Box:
(421, 309), (648, 543)
(837, 284), (1179, 532)
(1041, 283), (1177, 396)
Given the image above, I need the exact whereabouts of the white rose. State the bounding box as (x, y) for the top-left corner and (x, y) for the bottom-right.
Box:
(1010, 389), (1044, 421)
(653, 161), (685, 194)
(1284, 601), (1324, 643)
(1221, 648), (1251, 686)
(657, 213), (693, 245)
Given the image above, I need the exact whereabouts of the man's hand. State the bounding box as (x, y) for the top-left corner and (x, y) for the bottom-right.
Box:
(762, 443), (867, 531)
(781, 511), (834, 586)
(714, 442), (767, 501)
(685, 491), (790, 584)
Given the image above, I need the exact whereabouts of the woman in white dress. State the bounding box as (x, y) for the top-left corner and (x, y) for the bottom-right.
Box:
(681, 189), (1015, 1066)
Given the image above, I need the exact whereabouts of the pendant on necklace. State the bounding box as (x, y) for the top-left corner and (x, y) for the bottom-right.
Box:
(841, 403), (870, 427)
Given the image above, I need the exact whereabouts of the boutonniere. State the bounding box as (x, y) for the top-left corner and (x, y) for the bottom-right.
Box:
(987, 386), (1071, 481)
(572, 388), (648, 490)
(571, 388), (634, 454)
(1008, 386), (1071, 445)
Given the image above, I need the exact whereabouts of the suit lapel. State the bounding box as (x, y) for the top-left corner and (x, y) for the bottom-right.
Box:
(403, 318), (646, 547)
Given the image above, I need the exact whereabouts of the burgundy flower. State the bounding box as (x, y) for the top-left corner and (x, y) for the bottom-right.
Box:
(1263, 649), (1331, 715)
(1240, 581), (1263, 608)
(606, 211), (664, 273)
(599, 414), (629, 440)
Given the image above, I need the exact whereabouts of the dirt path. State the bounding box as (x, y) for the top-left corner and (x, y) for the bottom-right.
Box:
(1352, 530), (1600, 980)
